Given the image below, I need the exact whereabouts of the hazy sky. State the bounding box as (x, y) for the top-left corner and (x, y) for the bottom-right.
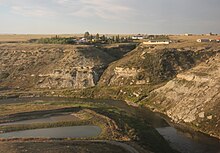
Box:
(0, 0), (219, 34)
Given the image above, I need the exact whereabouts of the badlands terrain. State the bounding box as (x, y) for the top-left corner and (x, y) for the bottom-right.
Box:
(0, 34), (220, 153)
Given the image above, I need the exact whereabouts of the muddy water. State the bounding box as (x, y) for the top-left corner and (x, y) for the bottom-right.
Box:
(0, 97), (219, 153)
(0, 126), (101, 139)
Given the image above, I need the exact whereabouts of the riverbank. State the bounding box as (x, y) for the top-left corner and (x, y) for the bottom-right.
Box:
(0, 98), (177, 153)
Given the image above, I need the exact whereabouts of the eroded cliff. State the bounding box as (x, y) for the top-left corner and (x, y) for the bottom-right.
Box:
(99, 44), (216, 87)
(0, 44), (117, 89)
(145, 53), (220, 138)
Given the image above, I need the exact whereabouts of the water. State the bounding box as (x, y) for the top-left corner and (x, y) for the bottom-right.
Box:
(0, 126), (101, 139)
(157, 127), (220, 153)
(0, 97), (219, 153)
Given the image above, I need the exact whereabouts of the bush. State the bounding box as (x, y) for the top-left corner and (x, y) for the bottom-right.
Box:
(35, 37), (76, 44)
(0, 72), (10, 80)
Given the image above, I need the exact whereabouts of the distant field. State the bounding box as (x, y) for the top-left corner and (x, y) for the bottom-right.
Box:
(0, 34), (83, 42)
(0, 34), (133, 42)
(0, 34), (219, 42)
(161, 35), (220, 49)
(169, 35), (220, 42)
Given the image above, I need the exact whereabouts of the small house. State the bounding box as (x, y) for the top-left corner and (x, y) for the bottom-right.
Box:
(132, 35), (144, 40)
(78, 38), (87, 43)
(184, 33), (193, 36)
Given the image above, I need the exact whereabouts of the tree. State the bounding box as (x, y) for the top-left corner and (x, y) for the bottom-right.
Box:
(95, 33), (100, 42)
(112, 36), (115, 42)
(101, 35), (106, 42)
(116, 35), (120, 43)
(84, 32), (90, 39)
(89, 34), (93, 41)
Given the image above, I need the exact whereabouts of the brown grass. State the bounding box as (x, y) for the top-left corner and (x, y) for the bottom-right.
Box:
(0, 34), (83, 42)
(144, 35), (220, 50)
(0, 34), (134, 42)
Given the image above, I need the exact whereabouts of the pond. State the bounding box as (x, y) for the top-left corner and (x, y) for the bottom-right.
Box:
(0, 126), (102, 139)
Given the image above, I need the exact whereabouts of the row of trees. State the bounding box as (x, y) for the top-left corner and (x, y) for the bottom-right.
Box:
(84, 32), (133, 43)
(35, 36), (76, 44)
(29, 32), (134, 45)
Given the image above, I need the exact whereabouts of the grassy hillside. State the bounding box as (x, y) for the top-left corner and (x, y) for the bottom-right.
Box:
(99, 44), (218, 86)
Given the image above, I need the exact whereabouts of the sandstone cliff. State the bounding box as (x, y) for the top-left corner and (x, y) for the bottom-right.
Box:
(0, 44), (117, 89)
(145, 53), (220, 138)
(99, 44), (215, 87)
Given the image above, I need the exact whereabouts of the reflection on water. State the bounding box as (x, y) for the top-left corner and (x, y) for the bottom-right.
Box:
(157, 127), (220, 153)
(0, 126), (102, 139)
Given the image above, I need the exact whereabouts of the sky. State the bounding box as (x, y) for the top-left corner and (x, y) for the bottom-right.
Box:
(0, 0), (220, 34)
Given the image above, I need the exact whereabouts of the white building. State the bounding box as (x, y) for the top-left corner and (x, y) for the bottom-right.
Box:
(132, 35), (144, 40)
(78, 38), (87, 43)
(184, 33), (193, 36)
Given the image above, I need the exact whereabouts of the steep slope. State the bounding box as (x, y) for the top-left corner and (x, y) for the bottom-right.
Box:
(99, 44), (216, 87)
(145, 53), (220, 138)
(0, 43), (116, 89)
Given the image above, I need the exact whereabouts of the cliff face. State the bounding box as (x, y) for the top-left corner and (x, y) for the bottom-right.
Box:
(146, 53), (220, 138)
(98, 45), (215, 86)
(96, 44), (220, 138)
(1, 42), (220, 138)
(0, 44), (116, 89)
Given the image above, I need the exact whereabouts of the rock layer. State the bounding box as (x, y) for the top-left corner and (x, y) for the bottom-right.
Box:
(99, 45), (215, 86)
(0, 44), (114, 89)
(146, 53), (220, 138)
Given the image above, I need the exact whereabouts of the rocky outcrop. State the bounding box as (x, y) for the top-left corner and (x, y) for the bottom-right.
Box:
(0, 44), (115, 89)
(99, 45), (215, 86)
(146, 53), (220, 138)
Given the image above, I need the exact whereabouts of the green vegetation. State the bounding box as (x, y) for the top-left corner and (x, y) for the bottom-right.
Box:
(83, 32), (133, 44)
(34, 36), (76, 44)
(147, 35), (170, 41)
(61, 83), (164, 105)
(0, 121), (88, 133)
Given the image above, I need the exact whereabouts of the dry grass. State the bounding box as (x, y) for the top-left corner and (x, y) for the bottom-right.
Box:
(0, 34), (83, 42)
(0, 34), (133, 42)
(0, 141), (129, 153)
(169, 35), (220, 42)
(143, 35), (220, 50)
